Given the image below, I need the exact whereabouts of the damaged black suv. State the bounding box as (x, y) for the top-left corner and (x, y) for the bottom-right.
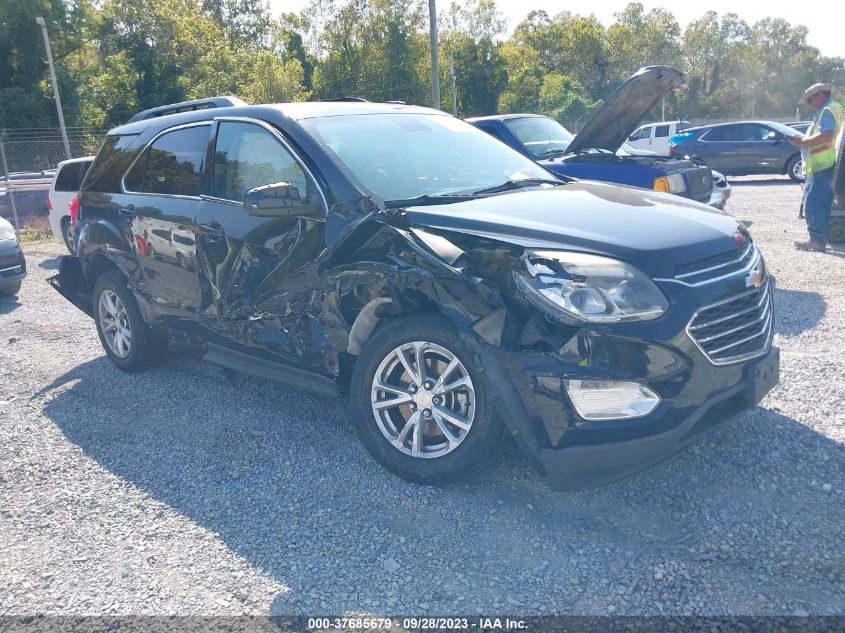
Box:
(51, 97), (779, 490)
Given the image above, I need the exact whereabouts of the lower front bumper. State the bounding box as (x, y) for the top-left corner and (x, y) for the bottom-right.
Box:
(541, 346), (778, 490)
(480, 335), (779, 491)
(0, 240), (26, 289)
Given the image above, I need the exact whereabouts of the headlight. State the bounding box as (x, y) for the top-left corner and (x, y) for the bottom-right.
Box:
(666, 173), (686, 193)
(514, 250), (669, 323)
(653, 174), (686, 194)
(0, 222), (15, 241)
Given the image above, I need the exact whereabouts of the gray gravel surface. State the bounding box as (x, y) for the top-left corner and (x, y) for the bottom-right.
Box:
(1, 176), (844, 617)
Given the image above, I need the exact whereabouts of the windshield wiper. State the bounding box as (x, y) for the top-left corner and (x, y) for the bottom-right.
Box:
(472, 178), (566, 195)
(536, 148), (569, 159)
(384, 193), (481, 209)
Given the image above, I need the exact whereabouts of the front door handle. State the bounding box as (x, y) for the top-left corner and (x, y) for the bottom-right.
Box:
(119, 204), (136, 219)
(198, 223), (225, 240)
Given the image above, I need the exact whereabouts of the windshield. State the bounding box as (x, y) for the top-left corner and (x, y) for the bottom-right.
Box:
(300, 113), (550, 201)
(503, 116), (575, 158)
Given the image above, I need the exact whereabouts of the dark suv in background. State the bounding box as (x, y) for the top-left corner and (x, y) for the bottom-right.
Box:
(50, 97), (779, 491)
(670, 120), (804, 182)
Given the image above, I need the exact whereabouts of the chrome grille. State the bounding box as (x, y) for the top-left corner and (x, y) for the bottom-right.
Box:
(687, 281), (773, 365)
(673, 242), (757, 286)
(686, 166), (713, 199)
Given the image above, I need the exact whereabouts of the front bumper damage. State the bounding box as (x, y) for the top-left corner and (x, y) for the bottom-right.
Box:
(468, 322), (778, 491)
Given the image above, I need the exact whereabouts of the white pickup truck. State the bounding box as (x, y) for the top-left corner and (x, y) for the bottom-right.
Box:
(627, 120), (691, 155)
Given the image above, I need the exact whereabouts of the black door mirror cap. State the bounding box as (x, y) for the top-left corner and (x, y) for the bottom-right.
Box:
(244, 181), (314, 217)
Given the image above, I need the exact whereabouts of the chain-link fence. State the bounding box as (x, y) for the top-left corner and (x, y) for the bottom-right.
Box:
(0, 127), (108, 231)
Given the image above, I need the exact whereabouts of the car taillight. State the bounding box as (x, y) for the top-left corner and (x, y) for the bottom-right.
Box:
(668, 144), (677, 154)
(47, 197), (53, 210)
(69, 195), (79, 227)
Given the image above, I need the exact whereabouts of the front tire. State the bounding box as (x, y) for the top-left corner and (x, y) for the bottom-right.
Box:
(92, 271), (166, 372)
(787, 155), (805, 183)
(349, 315), (503, 486)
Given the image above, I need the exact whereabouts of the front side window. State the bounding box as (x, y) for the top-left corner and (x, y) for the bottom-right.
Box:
(301, 113), (550, 201)
(211, 121), (309, 202)
(127, 125), (210, 196)
(742, 124), (773, 141)
(629, 126), (651, 141)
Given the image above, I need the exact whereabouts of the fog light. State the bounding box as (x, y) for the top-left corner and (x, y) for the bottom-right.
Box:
(564, 380), (660, 420)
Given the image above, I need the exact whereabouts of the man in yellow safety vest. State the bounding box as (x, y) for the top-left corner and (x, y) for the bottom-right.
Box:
(790, 83), (844, 251)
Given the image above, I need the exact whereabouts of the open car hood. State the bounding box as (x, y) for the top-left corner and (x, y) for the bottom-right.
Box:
(567, 66), (684, 155)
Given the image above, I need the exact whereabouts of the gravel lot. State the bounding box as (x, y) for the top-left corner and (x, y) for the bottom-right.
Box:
(1, 176), (844, 618)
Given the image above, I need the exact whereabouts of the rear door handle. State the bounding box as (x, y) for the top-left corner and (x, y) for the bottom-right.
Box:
(198, 223), (225, 240)
(119, 204), (136, 219)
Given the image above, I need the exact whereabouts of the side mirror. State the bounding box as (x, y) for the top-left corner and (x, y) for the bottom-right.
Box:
(244, 181), (312, 217)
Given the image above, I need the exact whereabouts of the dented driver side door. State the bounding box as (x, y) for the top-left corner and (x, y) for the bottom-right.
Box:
(193, 118), (333, 374)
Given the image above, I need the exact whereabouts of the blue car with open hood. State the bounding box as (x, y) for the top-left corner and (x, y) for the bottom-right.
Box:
(468, 66), (731, 209)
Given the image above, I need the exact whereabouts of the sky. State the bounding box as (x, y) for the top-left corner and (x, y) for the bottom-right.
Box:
(268, 0), (844, 58)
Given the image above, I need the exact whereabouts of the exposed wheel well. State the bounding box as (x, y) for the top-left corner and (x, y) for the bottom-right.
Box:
(339, 295), (446, 389)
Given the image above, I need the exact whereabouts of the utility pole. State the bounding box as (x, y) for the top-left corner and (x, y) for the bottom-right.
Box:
(428, 0), (441, 110)
(35, 16), (71, 161)
(661, 96), (665, 121)
(450, 57), (457, 116)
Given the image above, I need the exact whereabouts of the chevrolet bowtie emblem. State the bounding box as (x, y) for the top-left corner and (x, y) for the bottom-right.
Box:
(746, 266), (765, 288)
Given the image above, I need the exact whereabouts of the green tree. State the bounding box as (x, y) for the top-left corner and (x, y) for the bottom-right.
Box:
(606, 2), (681, 83)
(440, 0), (507, 116)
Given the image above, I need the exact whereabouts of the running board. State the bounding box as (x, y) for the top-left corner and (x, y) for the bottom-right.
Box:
(203, 343), (340, 397)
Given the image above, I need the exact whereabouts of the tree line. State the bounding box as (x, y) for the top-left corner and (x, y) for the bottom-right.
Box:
(2, 0), (843, 131)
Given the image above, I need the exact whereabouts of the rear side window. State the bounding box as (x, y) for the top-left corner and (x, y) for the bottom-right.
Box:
(55, 162), (91, 192)
(702, 125), (741, 142)
(654, 124), (670, 138)
(479, 125), (507, 143)
(84, 135), (140, 192)
(134, 125), (210, 196)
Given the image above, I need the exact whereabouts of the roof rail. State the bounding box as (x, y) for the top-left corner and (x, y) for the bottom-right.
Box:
(127, 96), (247, 123)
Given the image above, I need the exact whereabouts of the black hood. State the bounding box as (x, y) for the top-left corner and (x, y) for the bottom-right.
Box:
(401, 181), (741, 279)
(567, 66), (684, 155)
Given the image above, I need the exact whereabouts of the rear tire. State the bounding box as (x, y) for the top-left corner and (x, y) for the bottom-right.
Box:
(60, 217), (75, 253)
(349, 315), (503, 486)
(828, 219), (845, 244)
(787, 155), (805, 183)
(92, 271), (167, 372)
